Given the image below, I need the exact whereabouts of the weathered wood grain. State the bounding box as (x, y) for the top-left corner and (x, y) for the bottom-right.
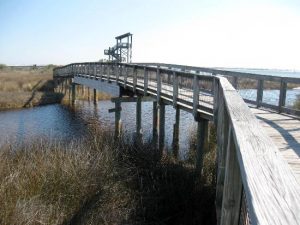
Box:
(219, 77), (300, 225)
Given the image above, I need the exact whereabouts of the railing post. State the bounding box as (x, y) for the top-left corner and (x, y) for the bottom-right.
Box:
(215, 87), (230, 224)
(156, 68), (161, 102)
(116, 64), (120, 82)
(213, 77), (219, 125)
(173, 71), (178, 107)
(220, 126), (243, 225)
(100, 64), (103, 81)
(193, 74), (200, 118)
(256, 79), (264, 107)
(94, 63), (97, 79)
(107, 64), (111, 82)
(124, 66), (128, 89)
(279, 79), (287, 113)
(232, 76), (238, 89)
(133, 66), (137, 93)
(85, 64), (87, 75)
(144, 67), (148, 96)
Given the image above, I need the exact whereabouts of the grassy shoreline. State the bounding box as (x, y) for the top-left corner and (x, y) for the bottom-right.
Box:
(0, 66), (63, 110)
(0, 66), (111, 110)
(0, 127), (217, 225)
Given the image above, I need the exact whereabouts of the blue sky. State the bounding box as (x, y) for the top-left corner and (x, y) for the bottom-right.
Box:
(0, 0), (300, 69)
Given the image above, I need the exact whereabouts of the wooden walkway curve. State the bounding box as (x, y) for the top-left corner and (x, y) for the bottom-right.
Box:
(251, 107), (300, 183)
(54, 62), (300, 225)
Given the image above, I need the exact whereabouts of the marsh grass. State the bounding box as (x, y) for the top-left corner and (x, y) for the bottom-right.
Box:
(0, 66), (64, 109)
(0, 126), (216, 225)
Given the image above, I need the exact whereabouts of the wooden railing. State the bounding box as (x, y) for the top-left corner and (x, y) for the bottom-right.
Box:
(54, 62), (300, 225)
(54, 62), (215, 120)
(137, 62), (300, 117)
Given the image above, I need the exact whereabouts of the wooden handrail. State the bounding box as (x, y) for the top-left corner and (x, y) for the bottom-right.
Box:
(216, 77), (300, 225)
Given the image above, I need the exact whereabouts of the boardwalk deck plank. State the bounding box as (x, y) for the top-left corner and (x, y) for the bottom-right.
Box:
(251, 107), (300, 184)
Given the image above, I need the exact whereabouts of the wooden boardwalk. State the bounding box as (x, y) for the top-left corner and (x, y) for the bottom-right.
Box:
(54, 62), (300, 225)
(251, 107), (300, 184)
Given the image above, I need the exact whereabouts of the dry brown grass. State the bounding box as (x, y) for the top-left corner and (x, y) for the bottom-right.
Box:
(0, 67), (53, 92)
(0, 127), (217, 225)
(0, 66), (64, 109)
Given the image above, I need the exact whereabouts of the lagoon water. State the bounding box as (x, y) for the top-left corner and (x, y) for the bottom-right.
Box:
(220, 68), (300, 78)
(0, 101), (197, 159)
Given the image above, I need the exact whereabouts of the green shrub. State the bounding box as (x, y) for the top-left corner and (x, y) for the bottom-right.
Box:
(294, 95), (300, 110)
(0, 64), (7, 70)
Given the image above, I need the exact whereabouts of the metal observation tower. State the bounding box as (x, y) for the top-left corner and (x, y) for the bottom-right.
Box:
(104, 32), (133, 63)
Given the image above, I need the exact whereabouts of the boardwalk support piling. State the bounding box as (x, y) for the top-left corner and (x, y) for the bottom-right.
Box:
(172, 106), (180, 159)
(93, 89), (97, 105)
(87, 87), (90, 101)
(153, 101), (158, 147)
(71, 83), (76, 105)
(136, 96), (142, 142)
(196, 118), (209, 175)
(114, 101), (122, 138)
(158, 102), (165, 152)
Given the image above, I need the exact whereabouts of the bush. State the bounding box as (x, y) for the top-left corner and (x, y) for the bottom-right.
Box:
(294, 96), (300, 110)
(0, 64), (7, 70)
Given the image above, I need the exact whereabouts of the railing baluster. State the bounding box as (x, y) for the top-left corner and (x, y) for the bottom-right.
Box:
(116, 64), (120, 82)
(220, 125), (243, 225)
(173, 71), (178, 107)
(279, 79), (287, 113)
(156, 67), (161, 102)
(107, 64), (110, 82)
(124, 66), (128, 89)
(256, 79), (264, 107)
(144, 67), (148, 95)
(133, 66), (137, 92)
(193, 74), (200, 118)
(232, 76), (238, 89)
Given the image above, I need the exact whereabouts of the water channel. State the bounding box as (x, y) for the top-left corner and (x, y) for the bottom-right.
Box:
(0, 100), (197, 159)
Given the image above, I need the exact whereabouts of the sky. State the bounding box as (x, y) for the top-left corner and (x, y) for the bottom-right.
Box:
(0, 0), (300, 70)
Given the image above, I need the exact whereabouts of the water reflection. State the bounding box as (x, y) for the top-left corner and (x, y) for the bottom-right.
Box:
(0, 100), (198, 159)
(74, 100), (197, 158)
(0, 105), (87, 146)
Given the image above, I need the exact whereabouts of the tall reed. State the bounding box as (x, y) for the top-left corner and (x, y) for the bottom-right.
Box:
(0, 126), (216, 225)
